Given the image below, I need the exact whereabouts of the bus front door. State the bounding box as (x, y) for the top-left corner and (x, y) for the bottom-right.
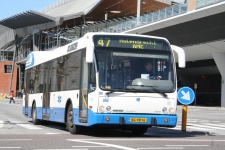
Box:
(79, 55), (88, 123)
(42, 63), (51, 120)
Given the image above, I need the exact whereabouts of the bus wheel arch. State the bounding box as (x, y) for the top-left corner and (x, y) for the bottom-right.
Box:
(65, 99), (82, 134)
(64, 99), (73, 123)
(31, 100), (41, 125)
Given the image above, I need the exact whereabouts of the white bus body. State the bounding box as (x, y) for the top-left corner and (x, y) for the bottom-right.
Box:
(23, 33), (185, 135)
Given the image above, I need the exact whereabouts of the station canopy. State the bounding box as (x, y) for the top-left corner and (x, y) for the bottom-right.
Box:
(41, 0), (170, 29)
(0, 10), (56, 29)
(0, 0), (170, 30)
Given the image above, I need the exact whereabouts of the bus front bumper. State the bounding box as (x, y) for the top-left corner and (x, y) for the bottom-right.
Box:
(88, 111), (177, 127)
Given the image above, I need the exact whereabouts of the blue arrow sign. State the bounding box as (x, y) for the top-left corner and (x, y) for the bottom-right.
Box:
(178, 87), (195, 105)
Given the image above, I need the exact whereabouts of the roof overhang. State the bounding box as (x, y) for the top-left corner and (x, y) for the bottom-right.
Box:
(0, 10), (57, 29)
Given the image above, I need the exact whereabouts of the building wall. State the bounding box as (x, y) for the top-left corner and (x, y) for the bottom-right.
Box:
(0, 62), (17, 95)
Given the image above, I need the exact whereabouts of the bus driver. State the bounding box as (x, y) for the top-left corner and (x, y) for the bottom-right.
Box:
(141, 62), (161, 80)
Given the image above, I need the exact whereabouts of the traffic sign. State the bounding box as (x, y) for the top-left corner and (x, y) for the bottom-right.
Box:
(178, 87), (195, 105)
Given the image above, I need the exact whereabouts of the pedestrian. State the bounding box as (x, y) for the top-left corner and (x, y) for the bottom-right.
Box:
(9, 90), (15, 104)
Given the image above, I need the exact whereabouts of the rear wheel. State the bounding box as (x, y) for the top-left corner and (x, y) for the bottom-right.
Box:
(131, 127), (148, 135)
(32, 102), (41, 125)
(66, 104), (82, 134)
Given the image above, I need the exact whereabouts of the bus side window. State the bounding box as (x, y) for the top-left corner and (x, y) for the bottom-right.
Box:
(89, 63), (96, 92)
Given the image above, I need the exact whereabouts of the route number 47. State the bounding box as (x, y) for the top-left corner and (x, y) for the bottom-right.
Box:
(98, 38), (111, 47)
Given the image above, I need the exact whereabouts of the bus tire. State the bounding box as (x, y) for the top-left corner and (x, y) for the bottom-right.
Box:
(131, 127), (148, 135)
(32, 102), (41, 125)
(66, 104), (82, 134)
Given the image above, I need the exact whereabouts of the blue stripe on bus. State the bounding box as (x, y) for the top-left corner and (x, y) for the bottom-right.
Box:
(87, 109), (177, 127)
(23, 106), (79, 124)
(23, 106), (177, 127)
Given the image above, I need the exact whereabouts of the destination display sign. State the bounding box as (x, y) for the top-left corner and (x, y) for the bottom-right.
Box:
(93, 35), (169, 50)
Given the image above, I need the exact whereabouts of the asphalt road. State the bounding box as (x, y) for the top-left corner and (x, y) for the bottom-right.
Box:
(1, 98), (225, 150)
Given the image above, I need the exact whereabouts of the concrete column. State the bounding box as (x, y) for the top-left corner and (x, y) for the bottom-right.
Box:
(137, 0), (141, 18)
(213, 52), (225, 107)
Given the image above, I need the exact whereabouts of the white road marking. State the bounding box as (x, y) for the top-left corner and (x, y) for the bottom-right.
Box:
(3, 120), (42, 130)
(15, 123), (42, 129)
(0, 147), (21, 149)
(138, 147), (183, 150)
(68, 139), (136, 150)
(199, 120), (209, 122)
(186, 125), (211, 131)
(72, 146), (108, 148)
(0, 139), (32, 141)
(201, 123), (225, 128)
(166, 145), (209, 147)
(45, 132), (60, 134)
(188, 123), (225, 130)
(0, 120), (3, 128)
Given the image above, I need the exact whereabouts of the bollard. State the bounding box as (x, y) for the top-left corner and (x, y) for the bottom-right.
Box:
(181, 105), (187, 132)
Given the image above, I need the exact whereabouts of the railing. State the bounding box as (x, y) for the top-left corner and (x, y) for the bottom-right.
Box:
(38, 3), (188, 51)
(41, 3), (188, 48)
(100, 3), (187, 33)
(196, 0), (225, 9)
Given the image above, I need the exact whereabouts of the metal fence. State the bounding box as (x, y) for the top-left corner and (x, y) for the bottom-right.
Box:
(196, 0), (225, 9)
(100, 3), (187, 33)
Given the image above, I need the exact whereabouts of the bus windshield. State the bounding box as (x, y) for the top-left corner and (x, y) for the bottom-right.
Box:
(95, 48), (175, 93)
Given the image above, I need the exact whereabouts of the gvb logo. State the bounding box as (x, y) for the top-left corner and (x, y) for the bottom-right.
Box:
(26, 53), (34, 68)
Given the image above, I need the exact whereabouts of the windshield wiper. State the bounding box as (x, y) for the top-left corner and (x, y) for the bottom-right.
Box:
(131, 85), (168, 98)
(105, 88), (138, 96)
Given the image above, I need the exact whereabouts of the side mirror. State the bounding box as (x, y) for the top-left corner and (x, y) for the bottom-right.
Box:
(86, 45), (94, 63)
(171, 45), (186, 68)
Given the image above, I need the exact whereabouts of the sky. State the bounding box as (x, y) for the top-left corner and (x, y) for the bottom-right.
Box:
(0, 0), (58, 20)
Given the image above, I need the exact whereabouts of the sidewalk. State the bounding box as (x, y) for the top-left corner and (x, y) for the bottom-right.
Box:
(0, 98), (23, 103)
(177, 105), (225, 110)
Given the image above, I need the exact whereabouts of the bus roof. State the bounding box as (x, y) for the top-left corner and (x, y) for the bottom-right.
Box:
(25, 32), (170, 69)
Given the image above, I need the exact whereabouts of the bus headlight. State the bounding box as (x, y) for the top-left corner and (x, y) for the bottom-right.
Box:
(162, 107), (167, 113)
(168, 107), (174, 113)
(106, 106), (111, 111)
(99, 106), (104, 112)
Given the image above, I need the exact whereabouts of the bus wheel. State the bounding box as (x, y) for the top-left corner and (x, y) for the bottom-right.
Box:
(66, 104), (82, 134)
(32, 102), (41, 125)
(131, 127), (148, 135)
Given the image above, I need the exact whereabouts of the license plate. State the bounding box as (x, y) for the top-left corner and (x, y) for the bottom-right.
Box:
(129, 118), (147, 122)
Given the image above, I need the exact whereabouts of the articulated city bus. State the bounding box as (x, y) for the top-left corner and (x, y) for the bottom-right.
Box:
(23, 33), (185, 135)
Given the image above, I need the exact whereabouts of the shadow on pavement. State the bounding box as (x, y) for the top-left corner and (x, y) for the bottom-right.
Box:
(79, 126), (212, 138)
(27, 120), (214, 138)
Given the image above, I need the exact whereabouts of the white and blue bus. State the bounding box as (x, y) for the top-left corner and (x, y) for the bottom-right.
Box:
(23, 33), (185, 135)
